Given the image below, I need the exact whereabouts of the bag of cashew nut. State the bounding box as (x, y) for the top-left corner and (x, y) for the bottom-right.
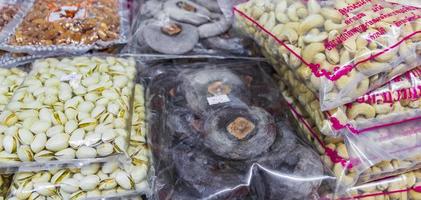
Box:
(234, 0), (421, 110)
(145, 60), (335, 200)
(0, 0), (130, 54)
(127, 0), (258, 56)
(0, 56), (137, 171)
(276, 57), (421, 137)
(324, 169), (421, 200)
(4, 82), (151, 200)
(280, 79), (421, 192)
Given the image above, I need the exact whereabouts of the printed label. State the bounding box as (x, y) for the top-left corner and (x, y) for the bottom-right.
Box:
(207, 95), (230, 105)
(46, 1), (93, 22)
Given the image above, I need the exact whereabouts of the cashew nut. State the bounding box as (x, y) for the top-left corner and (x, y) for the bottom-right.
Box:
(346, 103), (376, 120)
(287, 2), (305, 21)
(302, 42), (325, 61)
(298, 14), (324, 34)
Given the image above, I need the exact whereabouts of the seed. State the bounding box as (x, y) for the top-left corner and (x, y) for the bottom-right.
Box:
(30, 120), (51, 134)
(46, 125), (64, 137)
(84, 132), (101, 147)
(52, 111), (67, 125)
(114, 136), (128, 153)
(80, 175), (100, 191)
(65, 120), (78, 134)
(55, 148), (76, 160)
(81, 163), (100, 175)
(91, 105), (106, 119)
(101, 129), (117, 143)
(65, 108), (78, 120)
(76, 146), (97, 159)
(69, 129), (85, 148)
(107, 103), (120, 115)
(115, 171), (134, 190)
(69, 190), (86, 200)
(51, 169), (71, 184)
(3, 135), (18, 153)
(17, 145), (34, 162)
(96, 143), (114, 157)
(78, 102), (95, 113)
(45, 133), (70, 152)
(86, 189), (101, 198)
(130, 166), (147, 183)
(34, 182), (56, 196)
(34, 150), (54, 162)
(78, 118), (97, 131)
(102, 161), (119, 174)
(15, 181), (33, 199)
(60, 178), (80, 193)
(1, 111), (18, 126)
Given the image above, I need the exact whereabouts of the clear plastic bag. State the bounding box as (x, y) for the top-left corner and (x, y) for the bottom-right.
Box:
(127, 0), (258, 56)
(234, 0), (421, 110)
(0, 56), (136, 172)
(145, 61), (334, 200)
(0, 0), (30, 42)
(274, 58), (421, 137)
(5, 82), (151, 200)
(327, 169), (421, 200)
(0, 0), (130, 54)
(280, 79), (421, 191)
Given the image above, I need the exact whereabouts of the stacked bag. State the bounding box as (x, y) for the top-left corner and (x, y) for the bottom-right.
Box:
(234, 0), (421, 198)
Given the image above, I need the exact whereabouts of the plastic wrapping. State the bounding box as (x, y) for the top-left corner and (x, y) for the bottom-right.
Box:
(128, 0), (258, 56)
(0, 0), (27, 41)
(280, 80), (421, 190)
(0, 0), (130, 54)
(276, 61), (421, 137)
(5, 82), (151, 200)
(234, 0), (421, 110)
(0, 56), (136, 172)
(145, 61), (334, 200)
(329, 169), (421, 200)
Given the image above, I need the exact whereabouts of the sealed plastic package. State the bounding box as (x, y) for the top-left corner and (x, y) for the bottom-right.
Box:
(145, 61), (334, 199)
(0, 56), (136, 171)
(0, 0), (130, 54)
(280, 81), (421, 191)
(5, 83), (151, 200)
(129, 0), (257, 56)
(329, 168), (421, 200)
(234, 0), (421, 110)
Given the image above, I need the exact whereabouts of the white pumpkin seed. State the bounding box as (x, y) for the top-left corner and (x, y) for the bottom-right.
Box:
(3, 135), (17, 153)
(55, 148), (76, 160)
(115, 171), (134, 190)
(64, 120), (78, 134)
(96, 143), (114, 157)
(84, 132), (101, 147)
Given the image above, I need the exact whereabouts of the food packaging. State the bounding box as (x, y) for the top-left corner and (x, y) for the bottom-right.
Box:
(280, 80), (421, 191)
(128, 0), (257, 56)
(0, 174), (13, 199)
(145, 61), (334, 199)
(5, 82), (151, 200)
(328, 169), (421, 200)
(234, 0), (421, 110)
(276, 60), (421, 137)
(0, 56), (136, 172)
(0, 0), (130, 54)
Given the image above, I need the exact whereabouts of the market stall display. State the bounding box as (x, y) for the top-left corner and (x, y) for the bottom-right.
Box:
(146, 61), (333, 199)
(234, 0), (421, 110)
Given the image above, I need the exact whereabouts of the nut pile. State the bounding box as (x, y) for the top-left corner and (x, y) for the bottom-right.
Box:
(0, 4), (18, 31)
(235, 0), (421, 110)
(8, 0), (121, 46)
(334, 169), (421, 199)
(6, 83), (150, 200)
(0, 56), (136, 166)
(276, 59), (421, 136)
(281, 85), (421, 186)
(0, 68), (27, 111)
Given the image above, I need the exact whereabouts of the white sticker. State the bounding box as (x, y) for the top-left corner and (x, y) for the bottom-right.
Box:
(48, 6), (87, 22)
(207, 95), (230, 105)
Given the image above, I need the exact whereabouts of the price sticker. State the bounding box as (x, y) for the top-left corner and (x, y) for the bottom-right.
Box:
(207, 95), (230, 105)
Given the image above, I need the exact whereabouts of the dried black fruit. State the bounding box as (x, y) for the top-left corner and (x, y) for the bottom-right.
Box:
(203, 106), (277, 160)
(143, 21), (199, 54)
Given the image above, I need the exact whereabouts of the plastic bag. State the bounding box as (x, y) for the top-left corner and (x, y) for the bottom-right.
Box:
(0, 0), (130, 54)
(280, 80), (421, 190)
(278, 61), (421, 137)
(5, 82), (151, 200)
(327, 169), (421, 200)
(0, 0), (30, 41)
(0, 174), (13, 199)
(145, 61), (334, 200)
(127, 0), (258, 56)
(234, 0), (421, 110)
(0, 56), (136, 172)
